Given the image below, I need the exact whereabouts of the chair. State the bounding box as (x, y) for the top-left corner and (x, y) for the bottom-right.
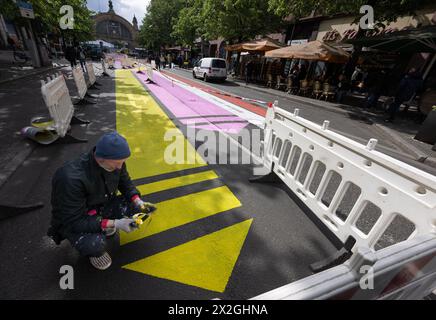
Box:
(266, 73), (275, 88)
(286, 77), (299, 95)
(312, 81), (323, 99)
(320, 83), (336, 101)
(276, 75), (287, 91)
(298, 79), (311, 97)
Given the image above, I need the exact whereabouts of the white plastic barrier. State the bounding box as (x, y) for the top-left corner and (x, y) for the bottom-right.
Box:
(86, 62), (96, 86)
(72, 66), (87, 100)
(261, 102), (436, 253)
(251, 235), (436, 300)
(40, 73), (74, 137)
(146, 64), (153, 81)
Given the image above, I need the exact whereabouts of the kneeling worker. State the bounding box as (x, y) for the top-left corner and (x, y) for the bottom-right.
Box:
(48, 132), (156, 270)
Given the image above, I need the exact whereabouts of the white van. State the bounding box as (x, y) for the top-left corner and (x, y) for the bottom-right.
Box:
(193, 57), (227, 82)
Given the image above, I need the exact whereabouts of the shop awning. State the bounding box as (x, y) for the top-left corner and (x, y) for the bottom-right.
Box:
(225, 38), (284, 52)
(345, 25), (436, 53)
(264, 40), (350, 63)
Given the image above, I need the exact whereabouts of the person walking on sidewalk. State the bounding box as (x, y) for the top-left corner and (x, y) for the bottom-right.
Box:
(47, 132), (156, 270)
(65, 45), (78, 69)
(78, 46), (87, 73)
(385, 68), (423, 123)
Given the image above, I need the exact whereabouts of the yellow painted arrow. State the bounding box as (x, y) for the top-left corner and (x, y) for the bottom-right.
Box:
(123, 219), (253, 293)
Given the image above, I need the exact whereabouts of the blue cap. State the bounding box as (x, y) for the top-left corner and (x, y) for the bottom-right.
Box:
(95, 132), (131, 160)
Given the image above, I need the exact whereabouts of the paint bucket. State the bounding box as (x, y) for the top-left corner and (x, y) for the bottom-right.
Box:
(21, 126), (59, 145)
(30, 116), (54, 129)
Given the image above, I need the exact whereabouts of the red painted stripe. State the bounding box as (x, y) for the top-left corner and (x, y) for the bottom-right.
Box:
(161, 71), (267, 117)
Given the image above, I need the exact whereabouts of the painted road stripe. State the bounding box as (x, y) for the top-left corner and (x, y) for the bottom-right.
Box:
(115, 69), (206, 180)
(136, 71), (250, 134)
(136, 170), (219, 195)
(123, 219), (253, 293)
(120, 185), (241, 245)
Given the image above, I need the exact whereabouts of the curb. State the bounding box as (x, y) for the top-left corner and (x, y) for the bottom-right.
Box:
(0, 65), (63, 85)
(373, 123), (436, 168)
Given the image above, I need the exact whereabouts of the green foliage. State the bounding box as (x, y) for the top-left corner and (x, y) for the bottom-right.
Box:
(0, 0), (94, 42)
(139, 0), (184, 50)
(267, 0), (434, 25)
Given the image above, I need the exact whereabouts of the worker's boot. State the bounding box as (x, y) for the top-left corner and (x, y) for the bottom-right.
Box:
(89, 252), (112, 270)
(104, 227), (117, 238)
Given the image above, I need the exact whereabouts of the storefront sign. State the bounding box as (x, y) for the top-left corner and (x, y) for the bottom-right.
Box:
(17, 1), (34, 19)
(323, 27), (402, 42)
(288, 39), (308, 45)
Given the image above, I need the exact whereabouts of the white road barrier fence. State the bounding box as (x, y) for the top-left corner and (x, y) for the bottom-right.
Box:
(251, 101), (436, 299)
(40, 73), (74, 137)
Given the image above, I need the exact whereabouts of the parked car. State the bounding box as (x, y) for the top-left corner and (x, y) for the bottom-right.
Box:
(193, 57), (227, 82)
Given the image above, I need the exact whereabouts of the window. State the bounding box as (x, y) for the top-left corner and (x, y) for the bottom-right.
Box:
(212, 59), (226, 68)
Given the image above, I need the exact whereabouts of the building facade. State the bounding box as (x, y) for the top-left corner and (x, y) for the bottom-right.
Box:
(92, 1), (139, 49)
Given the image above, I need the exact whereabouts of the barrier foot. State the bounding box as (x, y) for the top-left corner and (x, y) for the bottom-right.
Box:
(0, 203), (44, 221)
(74, 98), (96, 105)
(85, 92), (98, 99)
(88, 84), (100, 90)
(71, 115), (91, 125)
(145, 79), (156, 85)
(60, 133), (88, 144)
(310, 236), (355, 273)
(249, 170), (281, 183)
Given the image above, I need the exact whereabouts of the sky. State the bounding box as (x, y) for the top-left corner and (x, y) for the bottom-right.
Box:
(86, 0), (150, 27)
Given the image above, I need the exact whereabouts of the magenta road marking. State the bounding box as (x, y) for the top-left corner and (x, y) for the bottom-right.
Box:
(180, 116), (244, 125)
(136, 72), (249, 133)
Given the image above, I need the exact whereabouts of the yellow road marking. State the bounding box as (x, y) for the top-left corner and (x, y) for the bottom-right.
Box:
(115, 70), (206, 180)
(120, 185), (241, 245)
(136, 170), (219, 195)
(123, 219), (253, 293)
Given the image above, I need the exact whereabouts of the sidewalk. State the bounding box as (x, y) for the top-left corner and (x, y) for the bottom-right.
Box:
(0, 60), (92, 190)
(0, 50), (67, 84)
(232, 78), (436, 168)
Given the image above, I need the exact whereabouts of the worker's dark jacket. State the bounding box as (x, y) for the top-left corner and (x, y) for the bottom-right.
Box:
(48, 149), (140, 243)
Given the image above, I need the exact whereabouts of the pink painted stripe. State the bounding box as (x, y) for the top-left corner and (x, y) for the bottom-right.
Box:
(136, 72), (249, 133)
(180, 116), (244, 125)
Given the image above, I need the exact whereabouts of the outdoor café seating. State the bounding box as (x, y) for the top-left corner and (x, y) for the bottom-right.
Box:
(298, 79), (311, 96)
(286, 77), (299, 94)
(276, 75), (287, 91)
(312, 81), (323, 99)
(320, 82), (336, 101)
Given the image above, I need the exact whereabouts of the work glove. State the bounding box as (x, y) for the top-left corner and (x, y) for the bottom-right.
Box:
(114, 218), (138, 233)
(133, 198), (157, 214)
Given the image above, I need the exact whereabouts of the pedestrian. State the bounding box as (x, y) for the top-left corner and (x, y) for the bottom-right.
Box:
(155, 54), (161, 70)
(78, 46), (87, 73)
(65, 45), (78, 69)
(336, 74), (351, 104)
(385, 68), (423, 123)
(245, 59), (253, 84)
(47, 132), (157, 270)
(364, 70), (387, 109)
(7, 34), (16, 53)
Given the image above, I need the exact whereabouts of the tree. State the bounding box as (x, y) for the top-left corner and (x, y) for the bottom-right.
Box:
(171, 0), (203, 46)
(0, 0), (94, 43)
(200, 0), (282, 43)
(139, 0), (184, 51)
(268, 0), (434, 77)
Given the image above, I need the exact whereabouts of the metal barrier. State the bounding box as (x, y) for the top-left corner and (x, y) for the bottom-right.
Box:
(40, 73), (89, 143)
(259, 102), (436, 254)
(251, 234), (436, 300)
